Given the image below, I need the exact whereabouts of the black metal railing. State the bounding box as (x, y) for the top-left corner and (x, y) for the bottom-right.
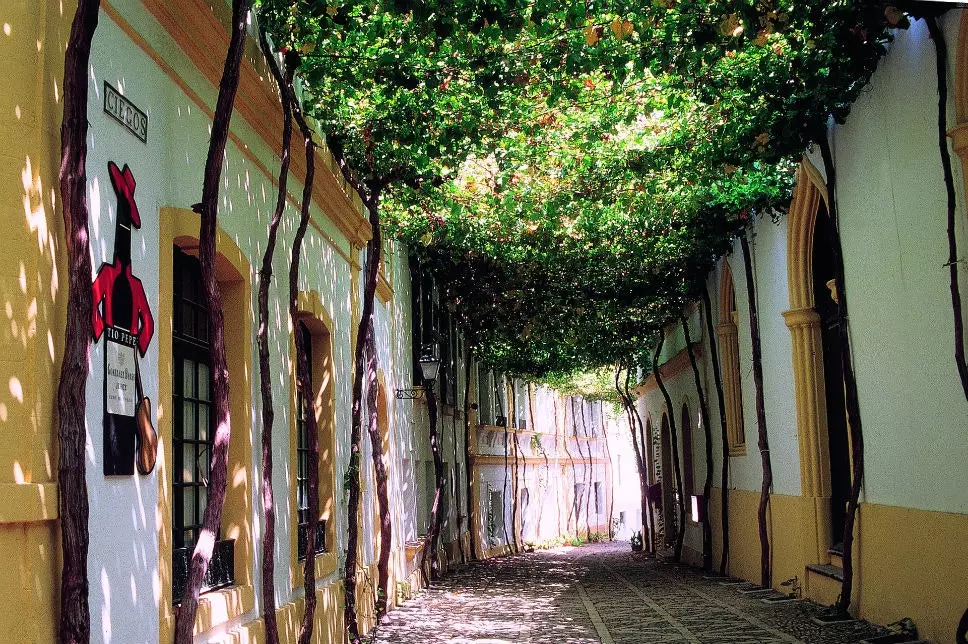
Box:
(172, 538), (235, 604)
(297, 519), (327, 560)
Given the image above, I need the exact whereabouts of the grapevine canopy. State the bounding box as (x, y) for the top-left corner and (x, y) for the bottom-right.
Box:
(260, 0), (908, 381)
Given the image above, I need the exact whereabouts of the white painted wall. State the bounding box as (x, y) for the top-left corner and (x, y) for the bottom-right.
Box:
(84, 4), (396, 642)
(829, 13), (968, 514)
(666, 12), (968, 531)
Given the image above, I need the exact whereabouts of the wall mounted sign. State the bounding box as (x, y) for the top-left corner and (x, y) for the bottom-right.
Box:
(103, 82), (148, 144)
(93, 162), (156, 476)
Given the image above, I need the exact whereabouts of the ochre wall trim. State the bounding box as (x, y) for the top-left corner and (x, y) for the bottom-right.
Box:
(157, 208), (256, 641)
(101, 1), (368, 263)
(0, 483), (59, 523)
(783, 158), (834, 565)
(633, 343), (704, 397)
(137, 0), (371, 245)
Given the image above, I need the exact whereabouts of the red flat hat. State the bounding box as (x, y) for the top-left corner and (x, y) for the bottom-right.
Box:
(108, 161), (141, 228)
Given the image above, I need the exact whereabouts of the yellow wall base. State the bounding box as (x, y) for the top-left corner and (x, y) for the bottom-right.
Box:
(709, 489), (968, 644)
(224, 581), (344, 644)
(805, 567), (842, 607)
(856, 503), (968, 644)
(707, 488), (817, 590)
(0, 523), (59, 643)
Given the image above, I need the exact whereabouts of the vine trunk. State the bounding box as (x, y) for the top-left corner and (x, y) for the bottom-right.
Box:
(174, 2), (250, 639)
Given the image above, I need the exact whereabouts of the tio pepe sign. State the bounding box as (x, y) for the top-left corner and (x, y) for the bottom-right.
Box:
(103, 81), (148, 144)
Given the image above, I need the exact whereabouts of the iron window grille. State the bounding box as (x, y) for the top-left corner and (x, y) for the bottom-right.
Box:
(171, 247), (234, 603)
(296, 323), (326, 559)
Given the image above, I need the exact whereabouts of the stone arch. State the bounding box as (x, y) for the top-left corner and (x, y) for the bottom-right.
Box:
(720, 262), (736, 319)
(659, 411), (676, 546)
(948, 12), (968, 224)
(289, 289), (338, 585)
(955, 11), (968, 124)
(786, 158), (829, 311)
(642, 412), (655, 479)
(782, 157), (834, 566)
(370, 369), (394, 590)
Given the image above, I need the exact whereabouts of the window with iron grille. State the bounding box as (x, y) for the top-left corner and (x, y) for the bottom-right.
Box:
(171, 247), (233, 603)
(296, 323), (326, 559)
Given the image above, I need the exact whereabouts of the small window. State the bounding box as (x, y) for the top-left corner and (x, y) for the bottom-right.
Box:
(720, 264), (747, 454)
(439, 463), (450, 538)
(594, 481), (603, 515)
(476, 367), (494, 426)
(514, 380), (528, 429)
(438, 308), (453, 405)
(422, 461), (435, 535)
(493, 372), (507, 427)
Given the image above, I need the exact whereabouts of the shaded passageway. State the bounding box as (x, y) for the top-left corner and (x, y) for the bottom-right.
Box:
(367, 542), (893, 643)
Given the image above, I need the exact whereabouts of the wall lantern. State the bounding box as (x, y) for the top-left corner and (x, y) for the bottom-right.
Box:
(396, 343), (441, 399)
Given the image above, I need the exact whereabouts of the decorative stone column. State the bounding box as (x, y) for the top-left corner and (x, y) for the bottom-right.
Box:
(782, 307), (832, 565)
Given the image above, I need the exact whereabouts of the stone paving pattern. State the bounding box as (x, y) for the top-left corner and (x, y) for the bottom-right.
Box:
(366, 542), (891, 644)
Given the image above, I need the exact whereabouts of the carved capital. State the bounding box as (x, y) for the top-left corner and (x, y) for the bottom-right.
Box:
(782, 307), (820, 330)
(948, 122), (968, 159)
(715, 321), (738, 339)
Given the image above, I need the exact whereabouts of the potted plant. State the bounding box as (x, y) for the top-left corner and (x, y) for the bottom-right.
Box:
(630, 531), (643, 552)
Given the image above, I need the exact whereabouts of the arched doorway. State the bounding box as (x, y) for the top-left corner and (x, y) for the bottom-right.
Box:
(659, 412), (677, 547)
(811, 202), (851, 547)
(643, 415), (656, 546)
(783, 157), (842, 564)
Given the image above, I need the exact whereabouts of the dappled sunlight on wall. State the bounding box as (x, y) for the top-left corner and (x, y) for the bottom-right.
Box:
(0, 0), (78, 640)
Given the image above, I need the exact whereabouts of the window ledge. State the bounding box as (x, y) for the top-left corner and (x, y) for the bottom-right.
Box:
(376, 274), (393, 304)
(728, 444), (748, 457)
(405, 539), (424, 562)
(0, 483), (58, 523)
(193, 583), (254, 637)
(290, 552), (337, 591)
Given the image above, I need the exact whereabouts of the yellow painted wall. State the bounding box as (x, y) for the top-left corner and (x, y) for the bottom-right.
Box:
(0, 523), (59, 642)
(710, 488), (968, 643)
(708, 488), (820, 590)
(856, 504), (968, 644)
(0, 0), (75, 640)
(226, 583), (345, 644)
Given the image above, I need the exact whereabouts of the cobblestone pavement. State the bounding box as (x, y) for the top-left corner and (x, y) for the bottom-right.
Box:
(366, 542), (891, 644)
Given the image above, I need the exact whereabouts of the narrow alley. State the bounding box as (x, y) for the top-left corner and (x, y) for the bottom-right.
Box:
(368, 543), (890, 644)
(11, 2), (968, 642)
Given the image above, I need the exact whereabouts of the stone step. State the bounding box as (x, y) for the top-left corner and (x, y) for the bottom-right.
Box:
(859, 636), (930, 644)
(828, 544), (844, 569)
(807, 562), (844, 582)
(805, 562), (843, 606)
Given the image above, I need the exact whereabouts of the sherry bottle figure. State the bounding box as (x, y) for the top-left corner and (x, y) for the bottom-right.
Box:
(93, 162), (156, 475)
